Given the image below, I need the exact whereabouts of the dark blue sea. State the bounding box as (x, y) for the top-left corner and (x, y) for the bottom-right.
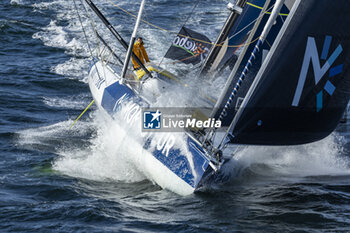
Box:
(1, 0), (350, 232)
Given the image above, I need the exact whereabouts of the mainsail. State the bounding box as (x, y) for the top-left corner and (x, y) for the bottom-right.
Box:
(228, 0), (350, 145)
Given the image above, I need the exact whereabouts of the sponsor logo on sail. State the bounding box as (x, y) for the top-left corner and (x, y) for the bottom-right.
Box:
(292, 35), (344, 112)
(172, 35), (210, 61)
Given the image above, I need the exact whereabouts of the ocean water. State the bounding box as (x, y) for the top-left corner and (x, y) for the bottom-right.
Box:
(1, 0), (350, 232)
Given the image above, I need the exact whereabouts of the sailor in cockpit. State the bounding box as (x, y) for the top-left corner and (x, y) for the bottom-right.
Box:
(129, 37), (175, 101)
(131, 37), (150, 70)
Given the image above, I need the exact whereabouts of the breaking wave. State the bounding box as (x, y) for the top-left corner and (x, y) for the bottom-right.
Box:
(225, 133), (350, 181)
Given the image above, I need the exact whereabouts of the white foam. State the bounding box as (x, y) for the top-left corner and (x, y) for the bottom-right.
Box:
(230, 134), (350, 178)
(32, 0), (96, 80)
(10, 0), (24, 5)
(32, 1), (59, 10)
(42, 102), (197, 195)
(15, 111), (144, 183)
(53, 57), (90, 82)
(17, 120), (89, 148)
(42, 95), (90, 109)
(55, 110), (146, 182)
(33, 20), (88, 55)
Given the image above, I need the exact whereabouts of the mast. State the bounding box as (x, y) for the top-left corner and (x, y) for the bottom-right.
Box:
(259, 0), (286, 43)
(218, 0), (286, 149)
(121, 0), (146, 81)
(199, 0), (247, 76)
(84, 0), (152, 78)
(210, 0), (271, 121)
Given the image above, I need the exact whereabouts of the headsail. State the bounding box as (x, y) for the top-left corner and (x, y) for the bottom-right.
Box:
(212, 0), (290, 127)
(229, 0), (350, 145)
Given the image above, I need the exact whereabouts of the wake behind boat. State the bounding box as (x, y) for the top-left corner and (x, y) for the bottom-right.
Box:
(73, 0), (350, 195)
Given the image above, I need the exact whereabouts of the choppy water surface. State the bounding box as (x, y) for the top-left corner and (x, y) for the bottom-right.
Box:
(1, 0), (350, 232)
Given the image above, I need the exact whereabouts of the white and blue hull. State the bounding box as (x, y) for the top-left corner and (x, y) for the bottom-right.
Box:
(88, 61), (217, 195)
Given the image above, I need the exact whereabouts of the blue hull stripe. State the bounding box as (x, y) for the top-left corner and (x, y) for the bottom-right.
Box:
(100, 81), (212, 189)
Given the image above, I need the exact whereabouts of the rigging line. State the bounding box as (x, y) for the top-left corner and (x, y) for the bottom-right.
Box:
(79, 0), (101, 58)
(181, 0), (202, 29)
(158, 36), (258, 68)
(176, 3), (275, 48)
(279, 13), (286, 24)
(69, 100), (95, 129)
(158, 36), (259, 70)
(246, 1), (288, 16)
(162, 52), (205, 64)
(71, 0), (103, 129)
(105, 0), (269, 49)
(106, 0), (167, 32)
(73, 0), (94, 57)
(158, 0), (202, 67)
(77, 0), (105, 85)
(227, 4), (276, 42)
(265, 39), (272, 48)
(203, 0), (274, 147)
(95, 32), (124, 65)
(74, 0), (104, 83)
(218, 0), (285, 150)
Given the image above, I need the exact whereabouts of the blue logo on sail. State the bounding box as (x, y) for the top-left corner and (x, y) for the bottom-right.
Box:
(292, 35), (343, 112)
(143, 110), (162, 129)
